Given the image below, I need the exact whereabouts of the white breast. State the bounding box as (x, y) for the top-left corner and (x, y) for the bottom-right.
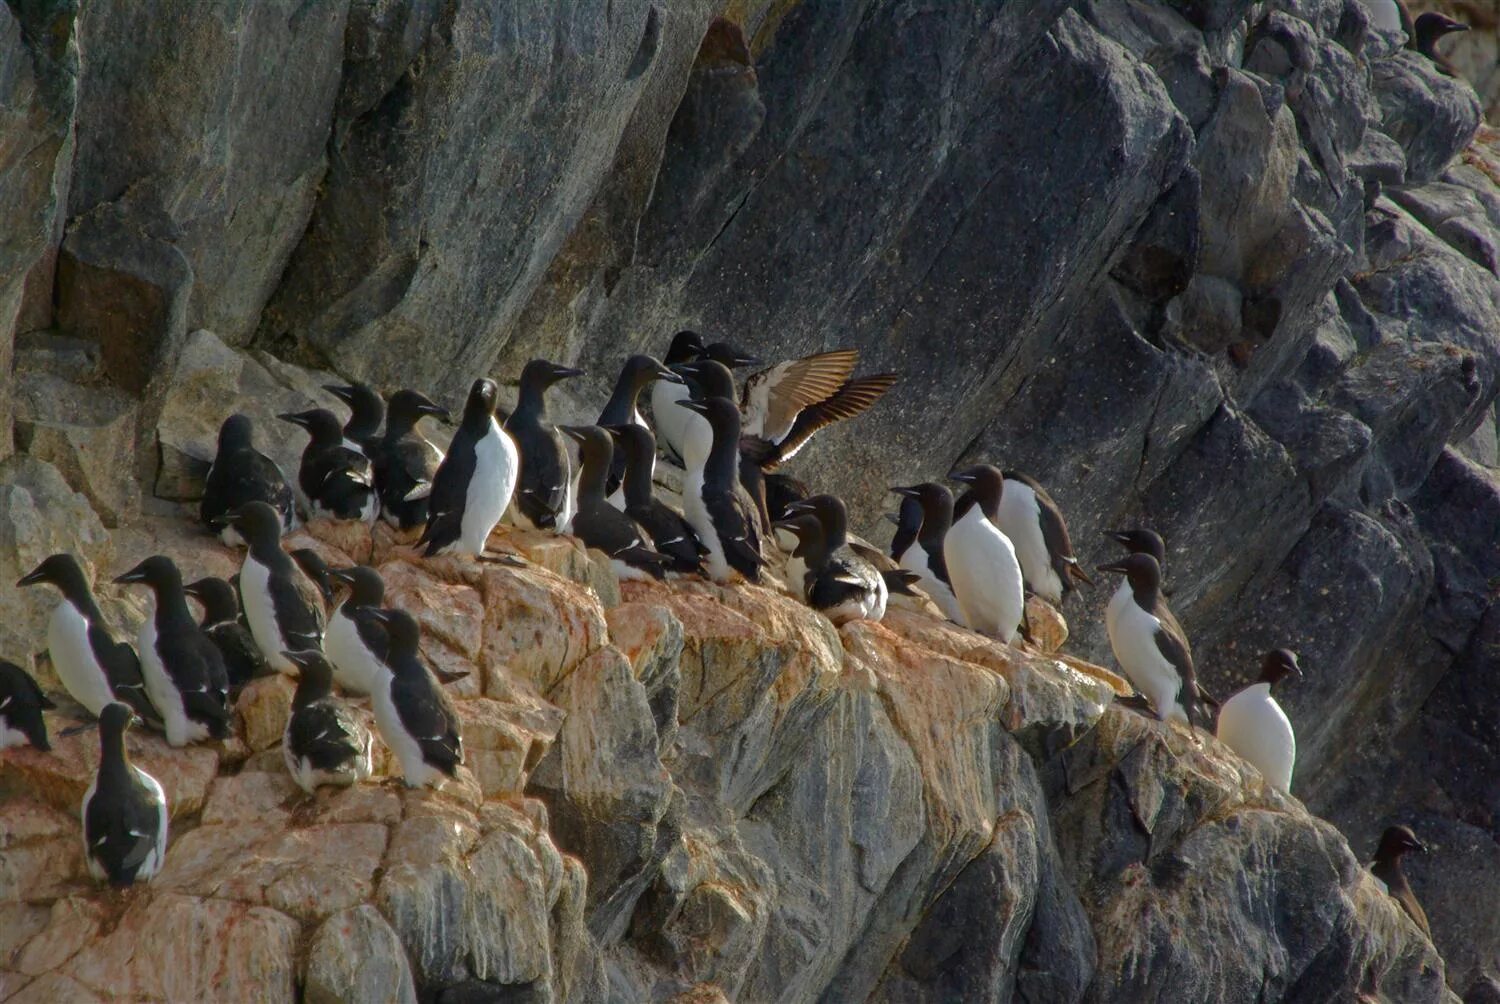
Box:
(463, 420), (518, 555)
(370, 668), (446, 789)
(0, 722), (29, 749)
(1105, 578), (1132, 657)
(1216, 683), (1296, 793)
(682, 472), (730, 583)
(997, 481), (1063, 604)
(651, 381), (692, 462)
(1111, 600), (1186, 724)
(942, 508), (1024, 642)
(325, 607), (378, 695)
(48, 602), (115, 717)
(136, 614), (207, 747)
(239, 555), (293, 675)
(899, 545), (964, 623)
(136, 768), (169, 881)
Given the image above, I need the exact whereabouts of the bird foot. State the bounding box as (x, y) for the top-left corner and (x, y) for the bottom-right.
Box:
(478, 550), (525, 567)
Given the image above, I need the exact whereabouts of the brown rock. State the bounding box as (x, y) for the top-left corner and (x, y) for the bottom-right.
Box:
(1024, 594), (1069, 653)
(0, 798), (84, 901)
(304, 905), (418, 1004)
(379, 559), (485, 659)
(477, 560), (608, 699)
(234, 674), (296, 753)
(12, 369), (140, 526)
(0, 725), (219, 819)
(13, 898), (103, 976)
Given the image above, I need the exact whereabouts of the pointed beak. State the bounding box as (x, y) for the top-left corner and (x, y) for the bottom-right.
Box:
(368, 608), (394, 624)
(655, 366), (685, 385)
(328, 568), (358, 587)
(676, 398), (711, 417)
(890, 485), (921, 499)
(277, 412), (310, 428)
(323, 384), (355, 403)
(552, 365), (585, 381)
(1103, 530), (1132, 544)
(784, 500), (813, 515)
(16, 565), (46, 587)
(1288, 655), (1304, 679)
(949, 468), (977, 484)
(1096, 560), (1130, 575)
(560, 426), (589, 444)
(182, 582), (204, 600)
(113, 565), (148, 585)
(418, 400), (451, 421)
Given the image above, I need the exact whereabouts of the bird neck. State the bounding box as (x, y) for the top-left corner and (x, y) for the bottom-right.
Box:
(600, 373), (642, 426)
(620, 447), (653, 508)
(917, 501), (951, 547)
(576, 444), (609, 502)
(704, 425), (740, 490)
(98, 726), (132, 785)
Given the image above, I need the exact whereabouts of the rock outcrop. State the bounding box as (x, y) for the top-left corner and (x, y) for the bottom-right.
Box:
(1, 0), (1498, 998)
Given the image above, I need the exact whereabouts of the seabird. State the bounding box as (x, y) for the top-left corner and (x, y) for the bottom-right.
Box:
(605, 423), (704, 576)
(738, 349), (897, 468)
(228, 502), (327, 675)
(366, 608), (463, 789)
(995, 471), (1092, 605)
(890, 483), (964, 623)
(279, 409), (378, 523)
(1101, 528), (1182, 669)
(945, 466), (1026, 642)
(1371, 825), (1431, 937)
(281, 649), (374, 793)
(200, 413), (296, 546)
(597, 355), (683, 502)
(675, 396), (765, 584)
(0, 659), (53, 751)
(113, 556), (231, 747)
(775, 512), (824, 597)
(372, 389), (450, 530)
(290, 548), (338, 605)
(887, 492), (923, 566)
(324, 565), (389, 696)
(17, 554), (160, 726)
(419, 378), (518, 559)
(765, 473), (810, 524)
(1410, 11), (1468, 74)
(561, 426), (671, 581)
(784, 494), (887, 624)
(675, 358), (774, 531)
(506, 359), (583, 533)
(183, 576), (267, 691)
(1096, 552), (1204, 731)
(652, 331), (758, 463)
(81, 702), (168, 888)
(323, 382), (386, 456)
(1216, 649), (1302, 793)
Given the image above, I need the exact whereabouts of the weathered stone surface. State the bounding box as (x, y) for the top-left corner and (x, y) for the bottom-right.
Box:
(304, 905), (418, 1004)
(12, 368), (139, 526)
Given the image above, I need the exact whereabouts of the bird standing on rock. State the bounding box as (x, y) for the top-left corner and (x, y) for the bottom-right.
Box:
(184, 576), (267, 691)
(373, 389), (450, 530)
(945, 465), (1025, 643)
(506, 360), (584, 533)
(229, 502), (327, 676)
(1216, 649), (1301, 794)
(561, 426), (671, 581)
(676, 396), (764, 584)
(324, 565), (389, 696)
(18, 553), (160, 727)
(279, 409), (378, 523)
(994, 470), (1091, 605)
(784, 494), (886, 624)
(281, 649), (374, 794)
(366, 608), (463, 789)
(605, 424), (705, 577)
(81, 702), (168, 888)
(0, 659), (53, 751)
(652, 331), (758, 463)
(200, 413), (296, 546)
(891, 483), (963, 624)
(597, 355), (683, 502)
(114, 556), (231, 747)
(1102, 528), (1171, 659)
(1096, 552), (1203, 733)
(1371, 824), (1431, 937)
(419, 378), (517, 560)
(324, 382), (386, 457)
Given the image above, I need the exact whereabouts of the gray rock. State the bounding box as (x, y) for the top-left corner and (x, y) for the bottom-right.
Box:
(303, 905), (418, 1004)
(1372, 50), (1483, 184)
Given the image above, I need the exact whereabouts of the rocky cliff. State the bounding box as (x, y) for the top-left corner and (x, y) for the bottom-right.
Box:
(1, 0), (1498, 1000)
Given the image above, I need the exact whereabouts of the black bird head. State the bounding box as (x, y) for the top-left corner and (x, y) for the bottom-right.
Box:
(98, 700), (140, 739)
(702, 341), (760, 369)
(323, 382), (386, 431)
(619, 354), (684, 391)
(290, 549), (337, 603)
(785, 494), (849, 535)
(1260, 649), (1303, 687)
(1375, 824), (1428, 863)
(1096, 552), (1163, 594)
(225, 501), (285, 547)
(1414, 11), (1468, 55)
(463, 378), (501, 424)
(277, 408), (345, 444)
(217, 413), (255, 452)
(675, 395), (742, 437)
(1102, 528), (1167, 565)
(675, 359), (736, 401)
(386, 389), (451, 431)
(184, 577), (240, 623)
(949, 464), (1005, 516)
(283, 649), (336, 706)
(17, 552), (90, 595)
(328, 565), (386, 607)
(519, 359), (585, 390)
(368, 607), (421, 653)
(773, 514), (824, 558)
(664, 330), (707, 365)
(603, 423), (655, 466)
(113, 555), (183, 593)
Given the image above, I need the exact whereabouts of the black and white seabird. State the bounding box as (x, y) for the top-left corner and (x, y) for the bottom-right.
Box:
(200, 413), (296, 546)
(279, 409), (378, 523)
(366, 608), (463, 789)
(506, 359), (583, 533)
(0, 659), (53, 751)
(1410, 11), (1468, 74)
(324, 565), (389, 696)
(324, 382), (386, 456)
(290, 549), (338, 605)
(764, 473), (810, 525)
(945, 466), (1026, 642)
(605, 424), (704, 577)
(652, 331), (759, 463)
(994, 471), (1092, 606)
(183, 576), (267, 691)
(18, 554), (160, 726)
(675, 396), (765, 584)
(775, 512), (825, 597)
(739, 349), (897, 468)
(887, 492), (923, 566)
(1371, 825), (1431, 937)
(419, 378), (518, 559)
(561, 426), (671, 582)
(1096, 552), (1203, 731)
(1101, 528), (1178, 666)
(1216, 649), (1302, 794)
(281, 649), (374, 793)
(784, 494), (887, 624)
(81, 702), (168, 888)
(890, 483), (964, 623)
(597, 355), (683, 502)
(373, 389), (450, 530)
(228, 502), (327, 676)
(114, 556), (231, 747)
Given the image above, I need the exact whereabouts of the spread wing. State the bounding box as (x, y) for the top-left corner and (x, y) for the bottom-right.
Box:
(741, 349), (859, 442)
(762, 372), (898, 466)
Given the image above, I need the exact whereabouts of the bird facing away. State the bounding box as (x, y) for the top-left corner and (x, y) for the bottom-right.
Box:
(81, 702), (168, 888)
(200, 413), (295, 545)
(18, 553), (161, 728)
(183, 576), (267, 691)
(1371, 824), (1431, 938)
(281, 649), (374, 793)
(1215, 649), (1302, 793)
(373, 389), (450, 530)
(366, 608), (463, 789)
(506, 359), (584, 533)
(0, 659), (54, 751)
(279, 409), (378, 523)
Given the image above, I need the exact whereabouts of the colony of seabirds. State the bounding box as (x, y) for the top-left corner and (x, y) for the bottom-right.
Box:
(0, 331), (1432, 940)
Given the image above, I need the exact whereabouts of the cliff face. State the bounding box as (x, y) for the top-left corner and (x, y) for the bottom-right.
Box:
(1, 0), (1498, 1000)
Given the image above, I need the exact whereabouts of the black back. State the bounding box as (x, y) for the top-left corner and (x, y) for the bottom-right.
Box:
(565, 426), (668, 580)
(234, 504), (328, 650)
(200, 414), (294, 535)
(381, 610), (463, 776)
(325, 382), (386, 450)
(374, 389), (448, 529)
(889, 494), (923, 561)
(0, 659), (53, 750)
(608, 425), (703, 575)
(185, 577), (266, 690)
(84, 704), (165, 887)
(287, 651), (369, 772)
(121, 557), (230, 738)
(506, 360), (579, 530)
